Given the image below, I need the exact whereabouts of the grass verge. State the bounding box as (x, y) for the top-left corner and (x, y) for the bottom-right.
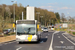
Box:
(0, 32), (16, 43)
(0, 35), (16, 43)
(72, 32), (75, 35)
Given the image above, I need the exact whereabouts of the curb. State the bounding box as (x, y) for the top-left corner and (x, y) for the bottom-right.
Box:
(0, 35), (16, 44)
(62, 33), (75, 45)
(64, 32), (75, 37)
(0, 40), (16, 44)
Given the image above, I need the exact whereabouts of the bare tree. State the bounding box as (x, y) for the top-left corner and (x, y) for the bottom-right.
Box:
(61, 13), (66, 23)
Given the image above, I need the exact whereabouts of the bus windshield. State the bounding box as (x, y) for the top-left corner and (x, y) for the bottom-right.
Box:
(16, 24), (36, 35)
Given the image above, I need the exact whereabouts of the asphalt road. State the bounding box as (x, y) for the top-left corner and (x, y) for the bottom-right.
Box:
(52, 32), (75, 50)
(0, 31), (75, 50)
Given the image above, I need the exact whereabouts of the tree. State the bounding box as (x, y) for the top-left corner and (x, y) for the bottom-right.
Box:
(0, 16), (6, 33)
(61, 13), (66, 23)
(35, 7), (57, 26)
(0, 5), (2, 16)
(55, 12), (60, 22)
(0, 4), (58, 27)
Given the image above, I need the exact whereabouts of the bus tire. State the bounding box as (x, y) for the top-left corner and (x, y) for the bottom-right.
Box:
(38, 38), (41, 41)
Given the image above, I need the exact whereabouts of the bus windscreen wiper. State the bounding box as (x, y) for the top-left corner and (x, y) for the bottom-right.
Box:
(27, 28), (31, 34)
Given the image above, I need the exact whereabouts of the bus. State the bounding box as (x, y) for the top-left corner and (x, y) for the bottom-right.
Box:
(16, 20), (41, 43)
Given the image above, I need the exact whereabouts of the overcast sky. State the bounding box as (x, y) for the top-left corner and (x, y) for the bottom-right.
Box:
(0, 0), (75, 17)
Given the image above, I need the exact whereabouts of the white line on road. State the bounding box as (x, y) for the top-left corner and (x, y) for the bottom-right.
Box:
(8, 41), (16, 44)
(16, 47), (22, 50)
(62, 34), (75, 45)
(0, 41), (16, 46)
(60, 41), (64, 44)
(49, 31), (60, 50)
(4, 43), (8, 45)
(58, 36), (60, 38)
(4, 41), (16, 45)
(46, 36), (48, 38)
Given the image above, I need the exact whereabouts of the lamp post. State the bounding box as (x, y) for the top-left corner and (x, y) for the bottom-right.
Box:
(36, 12), (40, 22)
(49, 19), (51, 25)
(67, 12), (69, 32)
(11, 1), (17, 32)
(40, 16), (43, 25)
(11, 1), (17, 22)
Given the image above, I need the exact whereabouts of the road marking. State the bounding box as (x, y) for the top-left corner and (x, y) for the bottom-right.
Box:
(49, 31), (60, 50)
(58, 36), (60, 38)
(1, 41), (16, 45)
(8, 41), (16, 44)
(4, 43), (8, 45)
(46, 36), (48, 38)
(60, 41), (64, 44)
(62, 34), (75, 45)
(16, 47), (22, 50)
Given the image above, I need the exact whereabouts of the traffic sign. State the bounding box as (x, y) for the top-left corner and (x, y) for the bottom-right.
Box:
(13, 23), (15, 27)
(37, 24), (39, 29)
(63, 23), (68, 28)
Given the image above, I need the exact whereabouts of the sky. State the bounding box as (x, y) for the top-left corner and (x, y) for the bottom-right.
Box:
(0, 0), (75, 17)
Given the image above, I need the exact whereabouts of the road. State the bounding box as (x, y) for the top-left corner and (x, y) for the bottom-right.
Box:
(0, 31), (75, 50)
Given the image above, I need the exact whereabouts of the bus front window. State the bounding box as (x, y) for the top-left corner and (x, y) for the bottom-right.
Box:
(16, 24), (35, 35)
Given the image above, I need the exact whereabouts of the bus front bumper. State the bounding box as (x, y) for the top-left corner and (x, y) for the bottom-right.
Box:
(16, 38), (38, 42)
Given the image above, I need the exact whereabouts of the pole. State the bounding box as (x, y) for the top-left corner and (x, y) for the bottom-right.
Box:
(67, 13), (69, 32)
(36, 12), (40, 22)
(14, 3), (15, 22)
(38, 14), (39, 22)
(40, 16), (43, 25)
(11, 1), (16, 32)
(22, 12), (23, 20)
(68, 18), (69, 32)
(14, 3), (15, 32)
(49, 19), (50, 30)
(41, 18), (42, 25)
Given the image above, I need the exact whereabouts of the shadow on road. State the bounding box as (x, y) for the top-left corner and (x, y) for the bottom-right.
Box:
(40, 38), (47, 42)
(18, 38), (48, 44)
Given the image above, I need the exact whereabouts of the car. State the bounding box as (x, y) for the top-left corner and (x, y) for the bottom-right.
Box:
(3, 29), (9, 34)
(43, 27), (48, 32)
(41, 27), (44, 31)
(51, 26), (54, 30)
(3, 29), (12, 34)
(8, 29), (12, 32)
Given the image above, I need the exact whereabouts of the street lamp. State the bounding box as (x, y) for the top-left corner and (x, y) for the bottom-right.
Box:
(36, 12), (40, 22)
(40, 16), (43, 24)
(11, 1), (17, 32)
(67, 12), (69, 32)
(49, 19), (51, 26)
(11, 1), (17, 22)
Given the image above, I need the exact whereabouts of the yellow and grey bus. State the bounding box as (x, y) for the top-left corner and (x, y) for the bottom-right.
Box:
(16, 20), (41, 43)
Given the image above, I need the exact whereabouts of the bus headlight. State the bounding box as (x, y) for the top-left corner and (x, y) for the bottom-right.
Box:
(32, 36), (37, 40)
